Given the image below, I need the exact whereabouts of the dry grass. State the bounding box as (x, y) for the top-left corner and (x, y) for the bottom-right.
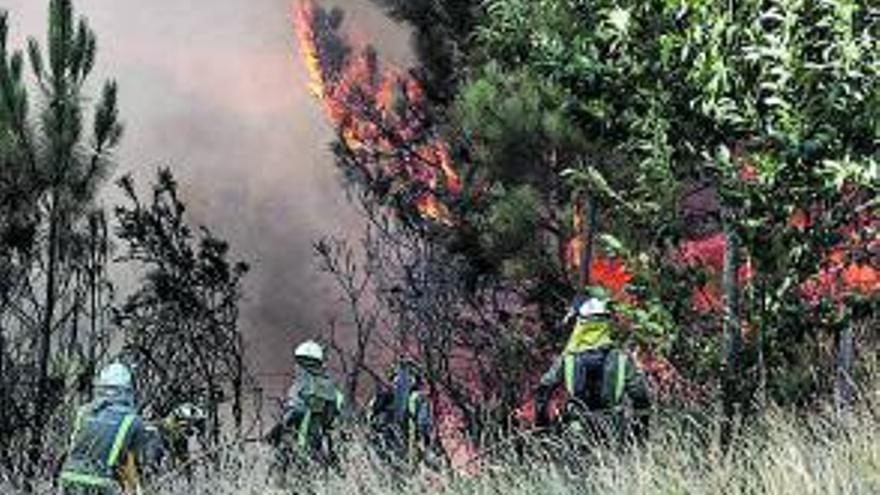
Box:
(5, 403), (879, 494)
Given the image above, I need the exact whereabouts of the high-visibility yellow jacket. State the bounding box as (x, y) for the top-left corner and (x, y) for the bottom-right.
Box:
(564, 318), (613, 354)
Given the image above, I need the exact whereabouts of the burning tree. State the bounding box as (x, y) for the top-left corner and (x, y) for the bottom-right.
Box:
(294, 1), (672, 456)
(295, 0), (465, 228)
(297, 1), (533, 445)
(369, 0), (479, 105)
(298, 0), (879, 432)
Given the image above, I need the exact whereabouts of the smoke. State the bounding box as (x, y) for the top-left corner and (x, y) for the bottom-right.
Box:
(1, 0), (411, 397)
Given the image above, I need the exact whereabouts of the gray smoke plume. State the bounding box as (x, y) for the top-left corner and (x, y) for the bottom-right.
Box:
(1, 0), (411, 398)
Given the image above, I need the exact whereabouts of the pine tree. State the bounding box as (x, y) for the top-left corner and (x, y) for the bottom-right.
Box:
(0, 0), (122, 474)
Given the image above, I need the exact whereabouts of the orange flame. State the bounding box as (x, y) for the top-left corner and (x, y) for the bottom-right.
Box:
(564, 199), (586, 276)
(293, 1), (325, 99)
(415, 195), (454, 226)
(292, 0), (461, 224)
(564, 199), (632, 295)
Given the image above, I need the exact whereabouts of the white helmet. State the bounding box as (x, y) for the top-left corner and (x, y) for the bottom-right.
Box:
(578, 297), (609, 318)
(173, 403), (207, 423)
(294, 340), (324, 363)
(95, 362), (133, 390)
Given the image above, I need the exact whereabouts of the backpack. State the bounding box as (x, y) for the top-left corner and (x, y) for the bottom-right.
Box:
(564, 348), (630, 411)
(292, 373), (342, 451)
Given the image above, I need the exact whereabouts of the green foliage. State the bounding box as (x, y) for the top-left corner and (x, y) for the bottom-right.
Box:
(0, 0), (123, 215)
(467, 0), (688, 252)
(454, 0), (878, 402)
(455, 64), (583, 185)
(615, 299), (676, 351)
(330, 0), (876, 408)
(478, 184), (551, 279)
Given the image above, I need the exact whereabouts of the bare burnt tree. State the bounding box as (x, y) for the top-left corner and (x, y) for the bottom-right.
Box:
(114, 169), (253, 442)
(314, 236), (388, 403)
(316, 202), (547, 449)
(370, 211), (544, 441)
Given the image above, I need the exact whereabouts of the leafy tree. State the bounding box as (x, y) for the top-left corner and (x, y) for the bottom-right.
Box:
(345, 0), (878, 415)
(462, 0), (878, 414)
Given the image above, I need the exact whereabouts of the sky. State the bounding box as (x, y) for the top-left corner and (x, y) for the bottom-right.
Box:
(0, 0), (411, 398)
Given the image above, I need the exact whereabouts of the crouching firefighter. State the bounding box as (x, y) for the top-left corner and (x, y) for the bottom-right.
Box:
(147, 402), (207, 474)
(266, 340), (345, 474)
(58, 362), (149, 494)
(367, 360), (435, 469)
(534, 289), (651, 443)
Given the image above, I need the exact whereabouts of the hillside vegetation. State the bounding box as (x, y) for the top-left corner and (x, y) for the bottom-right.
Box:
(1, 1), (877, 493)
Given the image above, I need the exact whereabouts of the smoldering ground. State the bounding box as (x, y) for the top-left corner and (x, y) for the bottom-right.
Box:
(1, 0), (411, 400)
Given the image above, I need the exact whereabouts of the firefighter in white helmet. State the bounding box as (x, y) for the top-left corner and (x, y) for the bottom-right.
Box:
(153, 402), (207, 471)
(534, 287), (651, 439)
(266, 340), (345, 474)
(59, 362), (149, 494)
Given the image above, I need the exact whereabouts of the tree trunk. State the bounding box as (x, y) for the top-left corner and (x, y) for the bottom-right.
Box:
(346, 324), (370, 404)
(87, 267), (96, 400)
(756, 323), (767, 410)
(578, 192), (598, 290)
(0, 328), (6, 459)
(30, 196), (60, 470)
(233, 332), (243, 435)
(721, 219), (741, 445)
(70, 279), (80, 359)
(87, 219), (98, 400)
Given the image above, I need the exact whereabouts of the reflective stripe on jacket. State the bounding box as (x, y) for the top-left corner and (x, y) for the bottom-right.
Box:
(60, 390), (145, 489)
(284, 365), (344, 449)
(407, 391), (431, 438)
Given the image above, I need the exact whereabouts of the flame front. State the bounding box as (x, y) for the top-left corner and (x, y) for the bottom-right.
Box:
(293, 0), (461, 224)
(293, 1), (325, 99)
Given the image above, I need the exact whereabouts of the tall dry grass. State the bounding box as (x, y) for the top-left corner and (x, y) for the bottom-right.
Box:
(5, 402), (878, 494)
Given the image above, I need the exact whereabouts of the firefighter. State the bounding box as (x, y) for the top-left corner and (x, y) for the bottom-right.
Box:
(367, 360), (434, 468)
(153, 403), (207, 471)
(266, 340), (345, 474)
(58, 362), (149, 494)
(534, 288), (651, 441)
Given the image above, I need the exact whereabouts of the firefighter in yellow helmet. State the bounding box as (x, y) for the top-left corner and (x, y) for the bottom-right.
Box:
(534, 288), (651, 439)
(266, 340), (345, 474)
(58, 362), (149, 494)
